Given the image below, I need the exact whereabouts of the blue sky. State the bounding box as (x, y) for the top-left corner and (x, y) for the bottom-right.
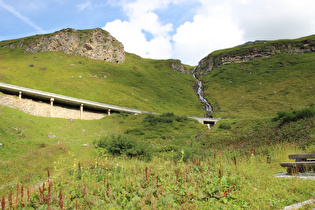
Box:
(1, 0), (315, 65)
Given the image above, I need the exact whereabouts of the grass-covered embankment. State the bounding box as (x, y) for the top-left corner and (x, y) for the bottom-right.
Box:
(0, 47), (203, 117)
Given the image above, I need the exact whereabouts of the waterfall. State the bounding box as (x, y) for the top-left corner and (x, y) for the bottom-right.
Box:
(192, 68), (213, 118)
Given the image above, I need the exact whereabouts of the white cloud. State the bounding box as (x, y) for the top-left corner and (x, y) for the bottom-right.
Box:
(104, 0), (315, 65)
(104, 0), (244, 65)
(172, 1), (244, 64)
(104, 19), (149, 57)
(104, 0), (176, 59)
(232, 0), (315, 40)
(147, 36), (172, 58)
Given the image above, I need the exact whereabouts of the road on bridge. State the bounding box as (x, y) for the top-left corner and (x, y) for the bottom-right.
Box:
(0, 82), (219, 125)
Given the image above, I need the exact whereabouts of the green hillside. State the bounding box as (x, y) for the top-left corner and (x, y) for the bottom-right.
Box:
(0, 32), (315, 209)
(0, 47), (203, 117)
(201, 53), (315, 119)
(195, 34), (315, 118)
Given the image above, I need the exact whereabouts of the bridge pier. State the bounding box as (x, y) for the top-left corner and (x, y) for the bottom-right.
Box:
(108, 108), (111, 116)
(19, 91), (22, 99)
(50, 98), (54, 117)
(80, 104), (84, 119)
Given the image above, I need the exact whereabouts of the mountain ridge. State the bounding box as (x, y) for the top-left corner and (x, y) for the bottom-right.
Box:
(193, 35), (315, 77)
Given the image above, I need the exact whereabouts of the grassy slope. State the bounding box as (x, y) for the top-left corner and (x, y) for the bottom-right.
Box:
(0, 34), (315, 208)
(209, 34), (315, 57)
(0, 47), (204, 117)
(0, 105), (205, 192)
(202, 53), (315, 118)
(0, 106), (314, 209)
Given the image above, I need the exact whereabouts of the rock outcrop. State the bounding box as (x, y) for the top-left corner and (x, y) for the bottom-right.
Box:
(168, 59), (191, 74)
(194, 36), (315, 77)
(2, 28), (125, 63)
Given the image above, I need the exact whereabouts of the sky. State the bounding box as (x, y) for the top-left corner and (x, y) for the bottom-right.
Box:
(1, 0), (315, 65)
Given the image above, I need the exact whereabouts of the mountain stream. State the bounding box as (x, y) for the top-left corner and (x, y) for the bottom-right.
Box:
(192, 68), (213, 118)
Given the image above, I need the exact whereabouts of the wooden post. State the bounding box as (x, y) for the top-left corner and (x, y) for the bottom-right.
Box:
(50, 98), (54, 117)
(80, 104), (84, 119)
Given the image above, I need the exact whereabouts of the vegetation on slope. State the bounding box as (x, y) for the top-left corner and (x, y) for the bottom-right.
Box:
(201, 53), (315, 118)
(0, 105), (205, 193)
(0, 105), (314, 209)
(210, 34), (315, 57)
(1, 32), (315, 209)
(0, 47), (204, 116)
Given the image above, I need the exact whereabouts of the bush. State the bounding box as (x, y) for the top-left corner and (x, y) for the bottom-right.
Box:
(125, 143), (152, 161)
(94, 134), (152, 161)
(143, 113), (173, 126)
(125, 128), (145, 135)
(219, 122), (232, 130)
(273, 106), (315, 125)
(157, 145), (179, 152)
(161, 112), (174, 117)
(176, 115), (188, 122)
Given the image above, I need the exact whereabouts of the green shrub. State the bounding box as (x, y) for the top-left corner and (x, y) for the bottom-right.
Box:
(143, 113), (173, 126)
(273, 106), (315, 125)
(161, 112), (174, 117)
(157, 145), (179, 152)
(219, 122), (232, 130)
(95, 134), (134, 155)
(125, 128), (145, 135)
(94, 134), (152, 161)
(125, 143), (152, 161)
(176, 115), (188, 122)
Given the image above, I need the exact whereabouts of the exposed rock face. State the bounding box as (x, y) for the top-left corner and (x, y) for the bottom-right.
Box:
(5, 28), (125, 63)
(194, 38), (315, 77)
(168, 60), (190, 74)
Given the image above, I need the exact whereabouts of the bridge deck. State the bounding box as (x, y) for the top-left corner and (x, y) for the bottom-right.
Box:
(0, 82), (220, 123)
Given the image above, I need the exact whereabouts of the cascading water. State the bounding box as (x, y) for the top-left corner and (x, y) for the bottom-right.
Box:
(192, 68), (213, 119)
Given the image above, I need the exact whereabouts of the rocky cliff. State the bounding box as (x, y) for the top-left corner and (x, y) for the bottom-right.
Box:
(1, 28), (125, 63)
(168, 59), (191, 74)
(194, 35), (315, 77)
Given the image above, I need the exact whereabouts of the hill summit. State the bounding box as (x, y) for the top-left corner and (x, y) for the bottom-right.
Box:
(1, 28), (125, 63)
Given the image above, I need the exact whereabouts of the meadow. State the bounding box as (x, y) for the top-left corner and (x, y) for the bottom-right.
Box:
(0, 104), (314, 209)
(0, 35), (315, 209)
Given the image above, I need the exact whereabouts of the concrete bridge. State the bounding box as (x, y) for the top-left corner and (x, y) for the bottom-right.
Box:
(0, 82), (220, 125)
(189, 117), (220, 126)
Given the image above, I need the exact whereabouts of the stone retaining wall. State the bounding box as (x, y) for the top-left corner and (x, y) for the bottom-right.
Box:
(0, 93), (105, 120)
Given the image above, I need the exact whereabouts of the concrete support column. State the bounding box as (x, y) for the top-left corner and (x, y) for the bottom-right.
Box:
(19, 91), (22, 99)
(107, 109), (111, 116)
(80, 104), (84, 119)
(50, 98), (54, 117)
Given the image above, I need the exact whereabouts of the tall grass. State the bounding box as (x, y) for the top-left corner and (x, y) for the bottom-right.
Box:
(1, 106), (314, 208)
(1, 144), (314, 209)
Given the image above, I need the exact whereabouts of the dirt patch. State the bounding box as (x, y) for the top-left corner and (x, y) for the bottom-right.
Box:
(0, 93), (105, 120)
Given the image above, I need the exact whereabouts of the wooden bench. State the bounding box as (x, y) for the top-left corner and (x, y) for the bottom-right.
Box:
(280, 153), (315, 175)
